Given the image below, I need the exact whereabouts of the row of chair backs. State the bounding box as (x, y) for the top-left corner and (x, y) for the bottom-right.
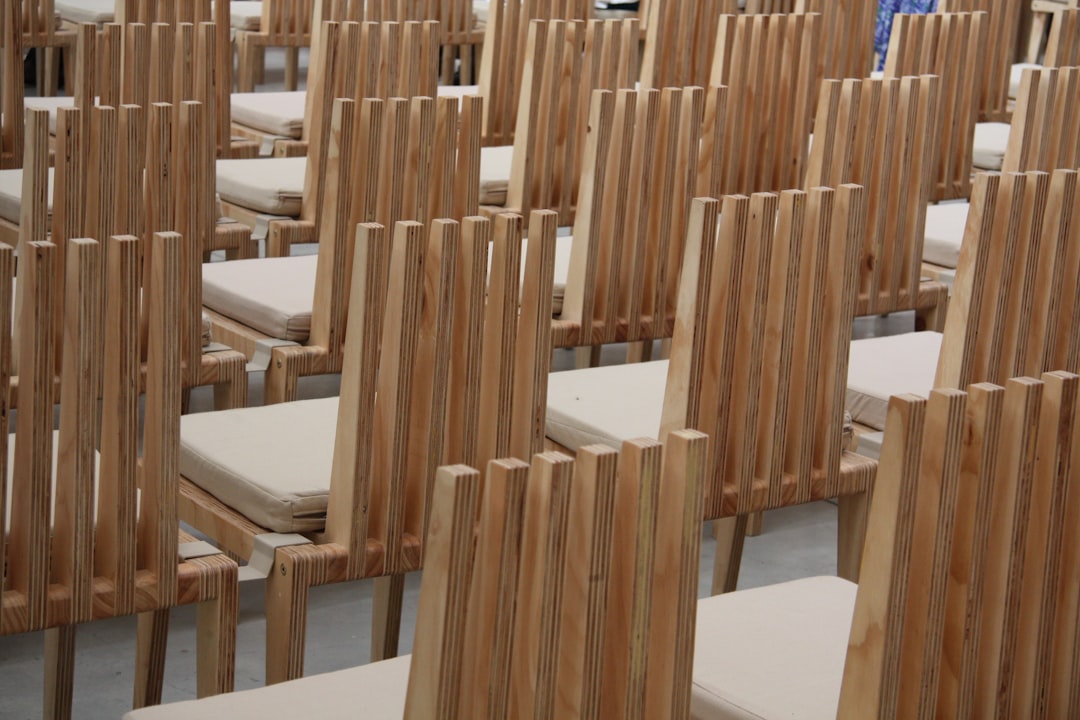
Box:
(839, 372), (1080, 718)
(641, 0), (736, 89)
(1044, 7), (1080, 64)
(321, 210), (557, 580)
(937, 169), (1080, 390)
(405, 431), (708, 719)
(935, 0), (1024, 122)
(504, 19), (639, 220)
(477, 0), (592, 146)
(807, 75), (940, 317)
(554, 86), (714, 351)
(705, 11), (821, 196)
(883, 11), (985, 201)
(1002, 66), (1080, 173)
(660, 187), (872, 519)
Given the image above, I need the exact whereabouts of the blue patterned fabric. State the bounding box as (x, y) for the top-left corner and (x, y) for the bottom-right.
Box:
(875, 0), (938, 69)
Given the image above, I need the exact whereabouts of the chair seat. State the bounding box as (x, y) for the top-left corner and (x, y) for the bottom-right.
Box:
(202, 254), (317, 341)
(972, 122), (1010, 170)
(846, 331), (940, 431)
(180, 396), (339, 533)
(479, 143), (513, 206)
(123, 654), (411, 720)
(923, 200), (970, 269)
(232, 92), (306, 138)
(1010, 62), (1041, 99)
(0, 168), (55, 224)
(691, 576), (856, 720)
(216, 156), (306, 216)
(56, 0), (115, 24)
(546, 359), (668, 450)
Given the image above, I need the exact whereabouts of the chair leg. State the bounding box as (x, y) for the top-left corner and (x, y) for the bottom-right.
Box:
(44, 47), (60, 96)
(263, 353), (301, 405)
(574, 345), (601, 369)
(745, 510), (764, 537)
(212, 353), (250, 411)
(837, 491), (870, 582)
(265, 547), (313, 684)
(284, 47), (299, 91)
(710, 516), (747, 595)
(626, 340), (652, 363)
(195, 568), (238, 697)
(914, 299), (948, 333)
(237, 36), (255, 93)
(44, 625), (77, 720)
(371, 574), (405, 662)
(133, 609), (170, 709)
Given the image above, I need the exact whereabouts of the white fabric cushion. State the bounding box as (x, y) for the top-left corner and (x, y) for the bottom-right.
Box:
(972, 122), (1011, 171)
(846, 331), (941, 431)
(216, 156), (306, 216)
(180, 397), (338, 533)
(546, 360), (668, 450)
(202, 254), (316, 342)
(230, 1), (263, 30)
(1010, 62), (1041, 99)
(479, 144), (513, 206)
(231, 92), (306, 138)
(0, 168), (54, 224)
(123, 654), (411, 720)
(56, 0), (114, 23)
(922, 201), (970, 269)
(691, 576), (856, 720)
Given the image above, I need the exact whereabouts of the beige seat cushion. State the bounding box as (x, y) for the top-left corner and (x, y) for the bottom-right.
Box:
(546, 359), (668, 450)
(691, 576), (856, 720)
(0, 168), (55, 224)
(1010, 62), (1041, 99)
(972, 122), (1010, 171)
(123, 654), (411, 720)
(923, 200), (969, 269)
(202, 254), (316, 342)
(180, 396), (338, 533)
(846, 331), (940, 431)
(216, 156), (306, 216)
(479, 144), (513, 206)
(231, 92), (306, 138)
(56, 0), (114, 23)
(230, 0), (263, 30)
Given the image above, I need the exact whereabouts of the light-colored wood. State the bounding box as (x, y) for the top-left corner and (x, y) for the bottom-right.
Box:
(937, 0), (1024, 122)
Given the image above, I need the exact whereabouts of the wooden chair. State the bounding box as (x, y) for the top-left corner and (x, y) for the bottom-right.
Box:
(11, 0), (77, 96)
(936, 0), (1024, 122)
(1, 232), (238, 718)
(411, 0), (483, 84)
(691, 371), (1080, 718)
(883, 11), (986, 202)
(849, 170), (1080, 457)
(120, 431), (708, 720)
(1026, 0), (1080, 63)
(479, 18), (639, 222)
(235, 0), (316, 92)
(797, 0), (876, 81)
(923, 66), (1080, 278)
(475, 0), (592, 148)
(640, 0), (737, 89)
(547, 183), (876, 597)
(220, 20), (443, 238)
(175, 208), (557, 683)
(807, 75), (949, 331)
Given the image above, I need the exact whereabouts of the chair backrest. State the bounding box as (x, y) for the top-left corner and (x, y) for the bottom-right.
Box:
(476, 0), (592, 147)
(796, 0), (876, 81)
(936, 169), (1080, 389)
(806, 75), (940, 317)
(14, 0), (59, 44)
(405, 430), (709, 719)
(838, 372), (1080, 718)
(1045, 7), (1080, 65)
(1002, 66), (1080, 173)
(1, 230), (188, 632)
(935, 0), (1024, 122)
(702, 12), (822, 196)
(555, 86), (717, 350)
(660, 186), (867, 519)
(640, 0), (737, 89)
(883, 11), (986, 201)
(504, 18), (639, 220)
(322, 210), (557, 580)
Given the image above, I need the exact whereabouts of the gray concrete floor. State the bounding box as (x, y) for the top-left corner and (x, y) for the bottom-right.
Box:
(4, 45), (920, 719)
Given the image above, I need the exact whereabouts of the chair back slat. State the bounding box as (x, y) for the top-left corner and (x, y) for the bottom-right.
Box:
(1003, 67), (1080, 173)
(9, 240), (56, 630)
(796, 0), (876, 81)
(936, 0), (1023, 121)
(641, 0), (737, 88)
(0, 245), (10, 595)
(937, 170), (1080, 388)
(884, 12), (985, 201)
(406, 432), (707, 719)
(1045, 7), (1080, 64)
(96, 236), (141, 616)
(1, 0), (24, 168)
(122, 23), (149, 108)
(52, 238), (102, 624)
